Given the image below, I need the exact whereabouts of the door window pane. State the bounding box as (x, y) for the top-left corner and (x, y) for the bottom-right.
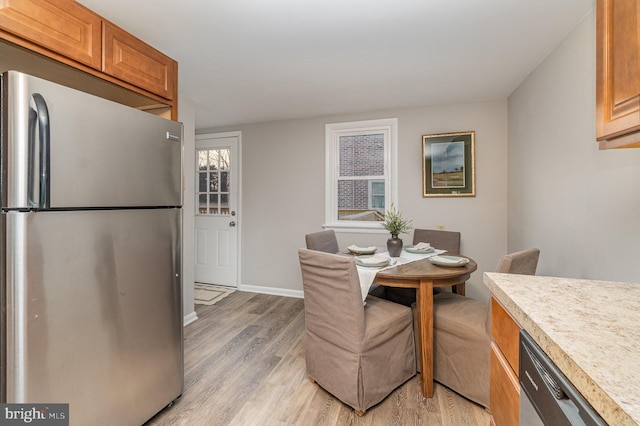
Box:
(198, 194), (208, 214)
(198, 172), (208, 192)
(209, 172), (219, 191)
(209, 150), (219, 170)
(209, 194), (218, 214)
(220, 149), (230, 170)
(221, 171), (229, 192)
(198, 151), (208, 171)
(196, 147), (232, 216)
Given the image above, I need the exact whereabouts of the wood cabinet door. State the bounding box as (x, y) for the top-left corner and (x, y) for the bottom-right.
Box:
(0, 0), (101, 69)
(490, 344), (520, 426)
(103, 21), (176, 100)
(490, 297), (521, 426)
(596, 0), (640, 142)
(491, 297), (520, 373)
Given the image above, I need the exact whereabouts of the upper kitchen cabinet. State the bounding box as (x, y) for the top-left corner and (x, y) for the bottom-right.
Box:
(0, 0), (177, 120)
(596, 0), (640, 149)
(103, 21), (176, 101)
(0, 0), (101, 69)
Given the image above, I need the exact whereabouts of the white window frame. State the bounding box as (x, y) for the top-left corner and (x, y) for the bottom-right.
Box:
(324, 118), (398, 232)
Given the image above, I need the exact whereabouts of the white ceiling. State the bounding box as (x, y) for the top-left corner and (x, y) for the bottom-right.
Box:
(77, 0), (594, 130)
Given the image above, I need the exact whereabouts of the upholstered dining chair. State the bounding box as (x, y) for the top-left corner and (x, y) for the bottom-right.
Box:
(304, 230), (388, 298)
(428, 248), (540, 408)
(298, 248), (416, 415)
(413, 229), (461, 254)
(384, 229), (462, 306)
(305, 230), (339, 254)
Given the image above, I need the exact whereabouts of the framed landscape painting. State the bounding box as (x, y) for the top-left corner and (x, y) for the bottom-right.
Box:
(422, 131), (476, 197)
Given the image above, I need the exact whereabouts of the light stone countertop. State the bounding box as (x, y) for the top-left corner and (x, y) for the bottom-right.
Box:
(484, 272), (640, 426)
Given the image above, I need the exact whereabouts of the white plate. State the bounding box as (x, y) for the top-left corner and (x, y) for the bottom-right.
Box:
(355, 256), (390, 268)
(404, 244), (435, 254)
(428, 255), (469, 267)
(348, 246), (377, 255)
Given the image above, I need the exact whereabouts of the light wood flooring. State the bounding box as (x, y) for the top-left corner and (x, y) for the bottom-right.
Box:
(145, 290), (490, 425)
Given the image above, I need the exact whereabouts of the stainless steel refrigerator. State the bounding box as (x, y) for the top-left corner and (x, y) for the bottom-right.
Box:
(0, 71), (183, 425)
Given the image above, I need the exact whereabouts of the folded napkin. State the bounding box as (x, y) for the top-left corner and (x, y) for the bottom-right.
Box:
(430, 255), (466, 265)
(348, 244), (377, 252)
(357, 254), (388, 265)
(413, 242), (432, 251)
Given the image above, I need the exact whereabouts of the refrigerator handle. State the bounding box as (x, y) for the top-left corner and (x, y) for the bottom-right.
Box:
(27, 108), (37, 206)
(31, 93), (51, 209)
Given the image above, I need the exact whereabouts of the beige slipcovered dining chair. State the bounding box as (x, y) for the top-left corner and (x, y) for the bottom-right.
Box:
(305, 230), (339, 254)
(298, 248), (416, 415)
(304, 230), (388, 298)
(384, 229), (462, 306)
(428, 248), (540, 408)
(413, 229), (461, 254)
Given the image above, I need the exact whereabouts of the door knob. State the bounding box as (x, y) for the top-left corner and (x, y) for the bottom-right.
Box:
(229, 221), (236, 227)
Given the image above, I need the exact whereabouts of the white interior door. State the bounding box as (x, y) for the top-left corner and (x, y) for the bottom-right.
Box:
(195, 133), (240, 287)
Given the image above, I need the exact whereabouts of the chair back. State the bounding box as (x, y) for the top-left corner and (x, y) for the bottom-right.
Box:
(496, 248), (540, 275)
(305, 230), (339, 253)
(413, 229), (461, 254)
(298, 248), (365, 349)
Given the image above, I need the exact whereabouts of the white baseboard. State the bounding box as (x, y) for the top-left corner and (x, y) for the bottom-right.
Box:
(238, 284), (303, 299)
(183, 311), (198, 327)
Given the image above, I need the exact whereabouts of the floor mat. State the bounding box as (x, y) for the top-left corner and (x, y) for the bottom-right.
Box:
(194, 283), (236, 305)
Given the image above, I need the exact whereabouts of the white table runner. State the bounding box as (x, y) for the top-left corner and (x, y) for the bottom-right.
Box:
(357, 249), (446, 301)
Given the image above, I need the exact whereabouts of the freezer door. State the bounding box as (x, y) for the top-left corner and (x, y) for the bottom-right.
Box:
(4, 209), (183, 426)
(2, 71), (182, 209)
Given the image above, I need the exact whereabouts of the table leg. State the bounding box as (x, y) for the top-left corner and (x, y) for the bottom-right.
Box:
(453, 282), (466, 296)
(416, 279), (434, 398)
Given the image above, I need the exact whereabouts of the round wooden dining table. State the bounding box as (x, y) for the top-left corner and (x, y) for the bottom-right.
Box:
(373, 256), (477, 398)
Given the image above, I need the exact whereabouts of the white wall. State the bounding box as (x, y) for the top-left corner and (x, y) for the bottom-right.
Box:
(179, 96), (197, 325)
(508, 9), (640, 282)
(202, 100), (508, 301)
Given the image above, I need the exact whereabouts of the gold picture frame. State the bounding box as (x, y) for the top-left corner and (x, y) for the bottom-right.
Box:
(422, 131), (476, 197)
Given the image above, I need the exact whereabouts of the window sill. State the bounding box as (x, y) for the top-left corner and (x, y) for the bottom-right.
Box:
(323, 222), (389, 234)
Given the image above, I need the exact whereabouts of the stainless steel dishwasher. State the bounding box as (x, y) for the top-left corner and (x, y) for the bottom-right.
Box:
(519, 331), (607, 426)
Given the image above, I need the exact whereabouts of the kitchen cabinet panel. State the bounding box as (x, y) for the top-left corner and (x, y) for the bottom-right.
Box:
(0, 0), (177, 120)
(0, 0), (101, 69)
(491, 297), (520, 374)
(596, 0), (640, 148)
(103, 21), (176, 101)
(489, 297), (521, 426)
(490, 344), (520, 426)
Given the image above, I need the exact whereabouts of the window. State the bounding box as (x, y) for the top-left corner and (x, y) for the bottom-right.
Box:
(197, 147), (231, 215)
(325, 118), (398, 231)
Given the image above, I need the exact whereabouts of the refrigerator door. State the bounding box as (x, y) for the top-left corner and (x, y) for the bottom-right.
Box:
(2, 71), (182, 210)
(4, 209), (183, 426)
